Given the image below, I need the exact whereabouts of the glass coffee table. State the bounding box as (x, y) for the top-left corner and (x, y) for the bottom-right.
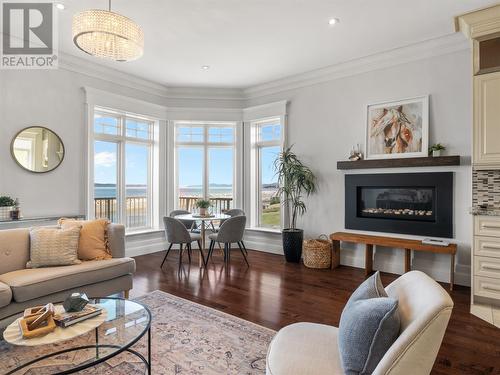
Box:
(0, 298), (151, 374)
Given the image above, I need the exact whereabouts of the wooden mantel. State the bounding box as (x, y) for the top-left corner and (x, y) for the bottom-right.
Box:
(337, 155), (460, 170)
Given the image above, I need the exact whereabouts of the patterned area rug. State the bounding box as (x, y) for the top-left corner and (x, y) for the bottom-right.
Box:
(0, 291), (275, 374)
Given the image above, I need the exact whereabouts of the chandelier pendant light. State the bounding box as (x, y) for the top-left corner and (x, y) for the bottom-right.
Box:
(72, 0), (144, 62)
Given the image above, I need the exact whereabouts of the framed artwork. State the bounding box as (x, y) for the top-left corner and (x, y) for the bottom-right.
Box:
(365, 95), (429, 159)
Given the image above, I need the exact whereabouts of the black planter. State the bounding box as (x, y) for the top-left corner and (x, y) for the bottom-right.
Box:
(282, 229), (304, 263)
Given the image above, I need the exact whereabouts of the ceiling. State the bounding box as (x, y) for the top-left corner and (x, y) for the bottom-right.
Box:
(55, 0), (498, 88)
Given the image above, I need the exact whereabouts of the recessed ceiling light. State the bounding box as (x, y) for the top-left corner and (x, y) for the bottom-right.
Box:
(55, 3), (65, 10)
(328, 18), (340, 26)
(201, 65), (210, 70)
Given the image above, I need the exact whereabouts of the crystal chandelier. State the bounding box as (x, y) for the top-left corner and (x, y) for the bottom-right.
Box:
(72, 0), (144, 62)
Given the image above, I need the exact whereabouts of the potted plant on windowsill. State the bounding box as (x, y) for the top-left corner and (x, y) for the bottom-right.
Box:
(195, 199), (211, 216)
(275, 146), (317, 263)
(0, 196), (16, 221)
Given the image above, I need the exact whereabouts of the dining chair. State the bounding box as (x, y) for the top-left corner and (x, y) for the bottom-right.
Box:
(162, 217), (206, 268)
(207, 215), (248, 266)
(169, 209), (199, 232)
(213, 209), (248, 254)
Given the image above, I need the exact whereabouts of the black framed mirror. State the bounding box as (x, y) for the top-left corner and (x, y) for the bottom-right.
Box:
(11, 127), (65, 173)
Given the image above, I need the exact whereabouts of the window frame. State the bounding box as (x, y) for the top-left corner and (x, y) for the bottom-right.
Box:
(173, 121), (238, 212)
(250, 117), (285, 230)
(89, 107), (157, 232)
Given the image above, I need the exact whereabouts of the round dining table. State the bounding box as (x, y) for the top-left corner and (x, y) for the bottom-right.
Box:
(175, 213), (230, 265)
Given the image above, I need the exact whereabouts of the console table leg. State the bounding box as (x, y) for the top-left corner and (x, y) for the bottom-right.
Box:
(365, 244), (373, 276)
(404, 249), (412, 273)
(331, 240), (340, 269)
(450, 253), (455, 291)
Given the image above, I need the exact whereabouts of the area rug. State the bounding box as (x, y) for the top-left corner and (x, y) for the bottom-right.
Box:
(0, 290), (276, 374)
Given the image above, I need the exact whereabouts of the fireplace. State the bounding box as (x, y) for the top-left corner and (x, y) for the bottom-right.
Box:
(345, 172), (453, 238)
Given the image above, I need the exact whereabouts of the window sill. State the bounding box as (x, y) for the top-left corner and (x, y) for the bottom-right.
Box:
(126, 228), (164, 237)
(245, 227), (282, 235)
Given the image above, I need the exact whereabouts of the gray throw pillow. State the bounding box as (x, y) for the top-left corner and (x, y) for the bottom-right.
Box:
(338, 271), (400, 375)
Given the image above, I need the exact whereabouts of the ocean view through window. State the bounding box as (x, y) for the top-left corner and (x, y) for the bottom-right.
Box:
(252, 118), (283, 230)
(92, 108), (155, 230)
(175, 122), (235, 213)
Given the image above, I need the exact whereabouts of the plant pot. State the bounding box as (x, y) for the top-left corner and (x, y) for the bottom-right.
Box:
(199, 208), (207, 216)
(0, 206), (13, 221)
(282, 228), (304, 263)
(432, 150), (441, 157)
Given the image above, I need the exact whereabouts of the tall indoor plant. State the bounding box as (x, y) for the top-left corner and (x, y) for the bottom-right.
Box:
(274, 146), (317, 262)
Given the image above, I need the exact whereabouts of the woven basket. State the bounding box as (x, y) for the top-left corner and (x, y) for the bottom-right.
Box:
(303, 235), (332, 269)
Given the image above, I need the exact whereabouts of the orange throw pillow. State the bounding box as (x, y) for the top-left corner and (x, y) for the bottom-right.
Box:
(58, 218), (112, 261)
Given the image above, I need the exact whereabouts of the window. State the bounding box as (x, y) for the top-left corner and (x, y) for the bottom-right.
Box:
(174, 122), (236, 214)
(251, 118), (283, 230)
(91, 108), (156, 231)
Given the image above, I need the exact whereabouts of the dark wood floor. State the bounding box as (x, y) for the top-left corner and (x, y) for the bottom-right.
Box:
(132, 248), (500, 375)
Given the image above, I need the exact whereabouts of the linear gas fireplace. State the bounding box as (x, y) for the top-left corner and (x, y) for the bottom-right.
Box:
(345, 172), (453, 238)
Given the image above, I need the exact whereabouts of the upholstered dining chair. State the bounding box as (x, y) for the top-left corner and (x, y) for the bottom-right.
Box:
(214, 209), (248, 254)
(169, 209), (199, 232)
(207, 215), (248, 266)
(162, 217), (206, 268)
(266, 270), (454, 375)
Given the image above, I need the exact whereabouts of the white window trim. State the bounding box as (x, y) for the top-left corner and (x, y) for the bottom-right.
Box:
(84, 88), (167, 233)
(170, 121), (242, 212)
(246, 115), (287, 232)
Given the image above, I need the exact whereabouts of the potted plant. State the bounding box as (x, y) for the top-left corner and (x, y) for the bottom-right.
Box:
(429, 143), (446, 157)
(0, 196), (16, 221)
(196, 199), (211, 216)
(275, 146), (317, 263)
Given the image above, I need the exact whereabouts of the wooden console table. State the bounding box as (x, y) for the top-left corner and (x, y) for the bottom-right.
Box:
(329, 232), (457, 291)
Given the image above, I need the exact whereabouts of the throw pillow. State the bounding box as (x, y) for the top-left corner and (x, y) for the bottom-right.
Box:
(58, 218), (112, 261)
(338, 271), (400, 375)
(28, 226), (82, 268)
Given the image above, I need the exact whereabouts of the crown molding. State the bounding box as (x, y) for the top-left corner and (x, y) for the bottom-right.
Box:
(59, 52), (245, 101)
(243, 33), (470, 99)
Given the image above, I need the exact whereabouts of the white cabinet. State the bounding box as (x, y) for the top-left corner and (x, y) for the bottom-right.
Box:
(473, 71), (500, 169)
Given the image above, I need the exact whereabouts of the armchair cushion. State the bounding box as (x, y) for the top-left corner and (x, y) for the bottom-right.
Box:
(339, 272), (400, 375)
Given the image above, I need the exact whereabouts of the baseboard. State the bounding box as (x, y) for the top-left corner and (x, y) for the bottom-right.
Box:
(125, 230), (471, 287)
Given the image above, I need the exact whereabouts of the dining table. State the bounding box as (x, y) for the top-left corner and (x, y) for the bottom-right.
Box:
(175, 212), (230, 265)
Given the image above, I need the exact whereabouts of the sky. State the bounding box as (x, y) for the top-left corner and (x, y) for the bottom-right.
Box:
(94, 121), (281, 188)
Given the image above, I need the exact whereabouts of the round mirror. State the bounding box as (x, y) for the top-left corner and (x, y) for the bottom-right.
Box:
(11, 127), (65, 173)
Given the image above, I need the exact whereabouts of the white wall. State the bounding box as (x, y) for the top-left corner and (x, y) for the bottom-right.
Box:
(245, 48), (473, 286)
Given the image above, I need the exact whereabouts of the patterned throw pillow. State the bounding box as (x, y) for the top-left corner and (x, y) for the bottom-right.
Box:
(58, 218), (112, 261)
(338, 271), (401, 375)
(28, 226), (82, 268)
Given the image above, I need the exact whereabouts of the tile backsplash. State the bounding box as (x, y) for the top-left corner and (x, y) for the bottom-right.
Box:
(473, 170), (500, 209)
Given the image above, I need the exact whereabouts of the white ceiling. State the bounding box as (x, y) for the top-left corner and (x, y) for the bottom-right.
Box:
(57, 0), (498, 89)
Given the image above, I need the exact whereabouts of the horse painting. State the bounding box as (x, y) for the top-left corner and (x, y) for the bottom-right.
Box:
(366, 97), (428, 159)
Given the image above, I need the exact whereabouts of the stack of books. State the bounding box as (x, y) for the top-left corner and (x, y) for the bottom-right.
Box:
(53, 305), (102, 328)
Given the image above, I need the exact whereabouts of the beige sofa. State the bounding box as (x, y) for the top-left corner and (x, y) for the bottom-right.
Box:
(266, 271), (454, 375)
(0, 224), (135, 320)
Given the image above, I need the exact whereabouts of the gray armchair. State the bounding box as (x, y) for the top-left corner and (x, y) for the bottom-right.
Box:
(162, 217), (206, 268)
(208, 215), (248, 266)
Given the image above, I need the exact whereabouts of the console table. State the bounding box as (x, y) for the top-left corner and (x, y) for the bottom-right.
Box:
(329, 232), (457, 291)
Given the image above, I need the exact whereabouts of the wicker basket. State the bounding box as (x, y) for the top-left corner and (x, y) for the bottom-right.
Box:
(303, 235), (332, 269)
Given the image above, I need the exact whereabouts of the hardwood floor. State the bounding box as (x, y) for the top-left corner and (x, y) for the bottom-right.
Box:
(132, 248), (500, 375)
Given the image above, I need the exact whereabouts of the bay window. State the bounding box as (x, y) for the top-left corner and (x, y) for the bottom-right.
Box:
(174, 122), (237, 214)
(90, 108), (157, 231)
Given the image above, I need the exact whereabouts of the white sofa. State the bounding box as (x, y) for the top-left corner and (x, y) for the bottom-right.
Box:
(266, 271), (454, 375)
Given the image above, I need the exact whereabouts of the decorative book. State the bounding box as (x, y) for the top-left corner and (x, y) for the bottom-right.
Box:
(53, 304), (102, 328)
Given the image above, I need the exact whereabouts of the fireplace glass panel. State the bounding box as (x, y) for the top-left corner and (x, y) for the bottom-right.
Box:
(358, 187), (435, 222)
